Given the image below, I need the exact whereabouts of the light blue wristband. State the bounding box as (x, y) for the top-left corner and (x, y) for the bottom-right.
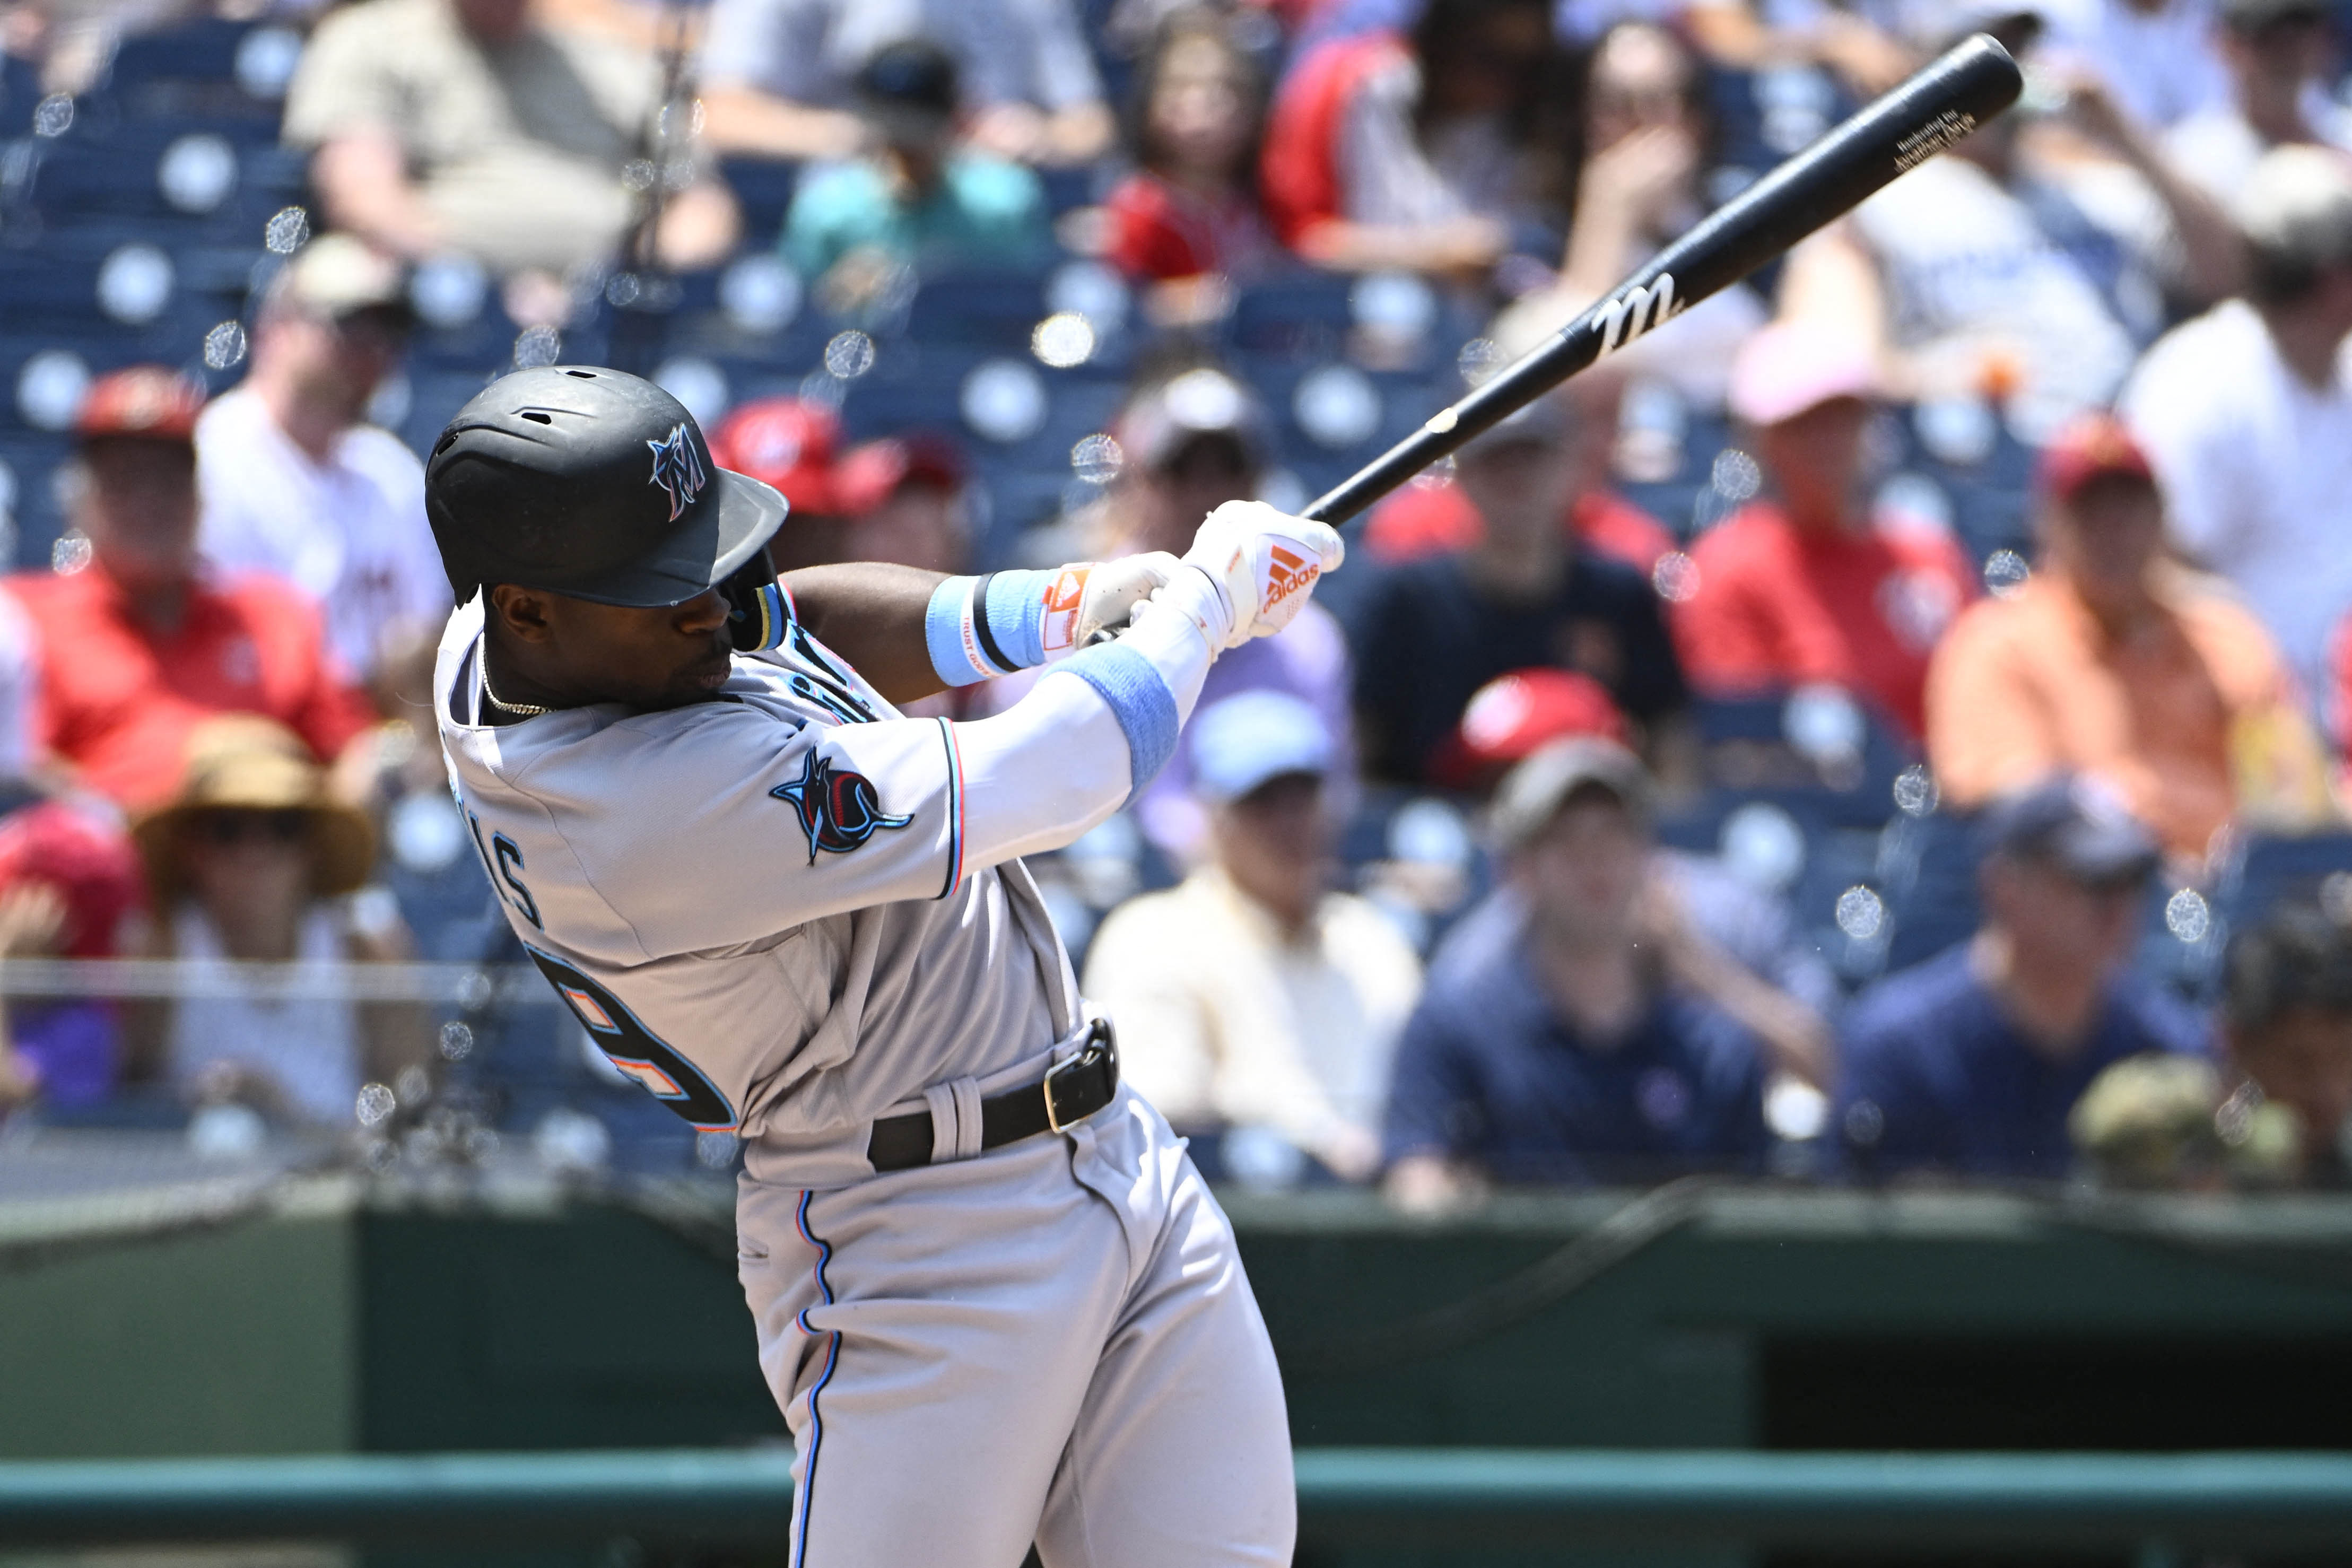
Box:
(925, 570), (1057, 686)
(983, 570), (1051, 670)
(1060, 642), (1179, 793)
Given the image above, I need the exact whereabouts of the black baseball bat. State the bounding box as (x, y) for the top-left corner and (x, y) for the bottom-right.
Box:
(1302, 32), (2024, 527)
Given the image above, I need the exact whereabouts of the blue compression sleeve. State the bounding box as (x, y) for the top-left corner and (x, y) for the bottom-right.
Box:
(1059, 641), (1180, 792)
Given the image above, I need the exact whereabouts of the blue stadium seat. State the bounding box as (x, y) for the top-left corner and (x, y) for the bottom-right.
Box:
(0, 432), (69, 568)
(406, 306), (532, 379)
(716, 155), (798, 245)
(1876, 808), (1984, 974)
(95, 19), (286, 135)
(1692, 692), (1913, 830)
(1703, 66), (1771, 182)
(1622, 409), (1734, 543)
(2213, 830), (2352, 928)
(1891, 400), (2039, 567)
(1230, 272), (1354, 361)
(1036, 164), (1101, 215)
(904, 269), (1051, 349)
(657, 309), (831, 378)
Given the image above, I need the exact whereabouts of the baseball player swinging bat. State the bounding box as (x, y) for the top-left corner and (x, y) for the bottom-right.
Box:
(1305, 30), (2024, 528)
(420, 38), (2021, 1568)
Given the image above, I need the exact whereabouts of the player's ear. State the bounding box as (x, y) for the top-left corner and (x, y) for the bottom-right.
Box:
(486, 583), (556, 644)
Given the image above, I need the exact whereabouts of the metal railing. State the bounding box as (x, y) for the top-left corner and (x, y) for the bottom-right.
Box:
(2, 1449), (2349, 1551)
(0, 957), (555, 1006)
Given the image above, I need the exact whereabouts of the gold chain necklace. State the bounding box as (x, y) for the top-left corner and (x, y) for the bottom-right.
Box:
(481, 660), (552, 718)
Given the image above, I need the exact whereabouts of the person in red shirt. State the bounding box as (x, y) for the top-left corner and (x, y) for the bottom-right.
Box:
(7, 368), (378, 813)
(1101, 11), (1278, 325)
(1668, 320), (1974, 744)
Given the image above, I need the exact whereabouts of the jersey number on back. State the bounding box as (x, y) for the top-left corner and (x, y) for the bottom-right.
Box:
(527, 945), (737, 1133)
(466, 812), (542, 929)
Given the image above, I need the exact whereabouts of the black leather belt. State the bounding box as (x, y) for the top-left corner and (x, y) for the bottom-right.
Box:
(867, 1020), (1119, 1173)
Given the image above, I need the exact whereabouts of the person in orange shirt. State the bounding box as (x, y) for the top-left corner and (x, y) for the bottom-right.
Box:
(1926, 414), (2326, 867)
(7, 368), (379, 812)
(1668, 320), (1975, 744)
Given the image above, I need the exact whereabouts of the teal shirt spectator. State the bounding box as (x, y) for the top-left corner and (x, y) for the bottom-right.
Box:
(782, 154), (1051, 280)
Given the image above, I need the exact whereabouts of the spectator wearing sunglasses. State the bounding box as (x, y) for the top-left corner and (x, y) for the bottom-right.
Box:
(125, 718), (429, 1129)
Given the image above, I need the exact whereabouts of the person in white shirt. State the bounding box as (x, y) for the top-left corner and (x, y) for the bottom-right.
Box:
(2164, 0), (2352, 202)
(1779, 24), (2240, 436)
(2123, 145), (2352, 721)
(1082, 691), (1420, 1184)
(196, 236), (451, 692)
(127, 716), (428, 1126)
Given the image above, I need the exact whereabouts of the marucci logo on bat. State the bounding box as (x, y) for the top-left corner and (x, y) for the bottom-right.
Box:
(1592, 274), (1686, 359)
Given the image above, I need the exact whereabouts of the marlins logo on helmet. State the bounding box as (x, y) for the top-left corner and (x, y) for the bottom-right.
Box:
(647, 422), (709, 521)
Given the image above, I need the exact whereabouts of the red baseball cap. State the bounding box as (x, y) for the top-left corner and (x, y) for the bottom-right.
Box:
(708, 397), (840, 516)
(834, 433), (967, 518)
(1434, 667), (1626, 789)
(0, 800), (145, 959)
(2038, 413), (2155, 503)
(77, 366), (205, 446)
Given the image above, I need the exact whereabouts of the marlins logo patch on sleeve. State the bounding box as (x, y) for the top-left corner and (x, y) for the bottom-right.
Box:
(771, 751), (914, 863)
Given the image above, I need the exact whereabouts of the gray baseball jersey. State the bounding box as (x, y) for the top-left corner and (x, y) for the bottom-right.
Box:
(431, 595), (1114, 1183)
(434, 589), (1293, 1566)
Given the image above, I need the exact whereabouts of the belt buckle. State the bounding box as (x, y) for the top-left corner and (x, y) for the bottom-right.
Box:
(1044, 1018), (1117, 1134)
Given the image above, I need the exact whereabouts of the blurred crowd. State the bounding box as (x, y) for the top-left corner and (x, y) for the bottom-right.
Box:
(0, 0), (2350, 1203)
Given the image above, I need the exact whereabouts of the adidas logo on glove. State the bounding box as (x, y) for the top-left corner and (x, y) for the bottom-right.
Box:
(1265, 544), (1319, 608)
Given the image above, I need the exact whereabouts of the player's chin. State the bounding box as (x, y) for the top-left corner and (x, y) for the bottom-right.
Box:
(659, 649), (736, 704)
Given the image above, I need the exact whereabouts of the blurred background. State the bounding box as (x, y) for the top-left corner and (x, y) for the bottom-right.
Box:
(3, 0), (2352, 1558)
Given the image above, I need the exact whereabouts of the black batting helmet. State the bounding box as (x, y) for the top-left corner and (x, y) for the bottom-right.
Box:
(425, 366), (789, 611)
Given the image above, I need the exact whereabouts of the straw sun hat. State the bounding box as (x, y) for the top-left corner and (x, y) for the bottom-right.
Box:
(132, 718), (377, 905)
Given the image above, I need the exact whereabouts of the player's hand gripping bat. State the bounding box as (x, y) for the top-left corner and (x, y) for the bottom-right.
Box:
(1300, 32), (2025, 529)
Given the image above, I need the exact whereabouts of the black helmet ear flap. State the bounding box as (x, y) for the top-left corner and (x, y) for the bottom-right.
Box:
(721, 545), (788, 652)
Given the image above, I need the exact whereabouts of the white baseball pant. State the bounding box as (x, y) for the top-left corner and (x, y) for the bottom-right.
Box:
(735, 1085), (1295, 1567)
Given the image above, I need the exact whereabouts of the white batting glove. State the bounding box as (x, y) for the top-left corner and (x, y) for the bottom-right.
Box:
(1038, 552), (1179, 659)
(1163, 501), (1345, 652)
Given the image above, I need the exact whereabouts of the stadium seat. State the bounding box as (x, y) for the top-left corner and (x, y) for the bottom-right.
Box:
(0, 432), (70, 568)
(2213, 830), (2352, 928)
(1876, 807), (1984, 974)
(1230, 272), (1355, 361)
(93, 18), (292, 137)
(1692, 691), (1913, 831)
(716, 155), (798, 246)
(904, 269), (1051, 350)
